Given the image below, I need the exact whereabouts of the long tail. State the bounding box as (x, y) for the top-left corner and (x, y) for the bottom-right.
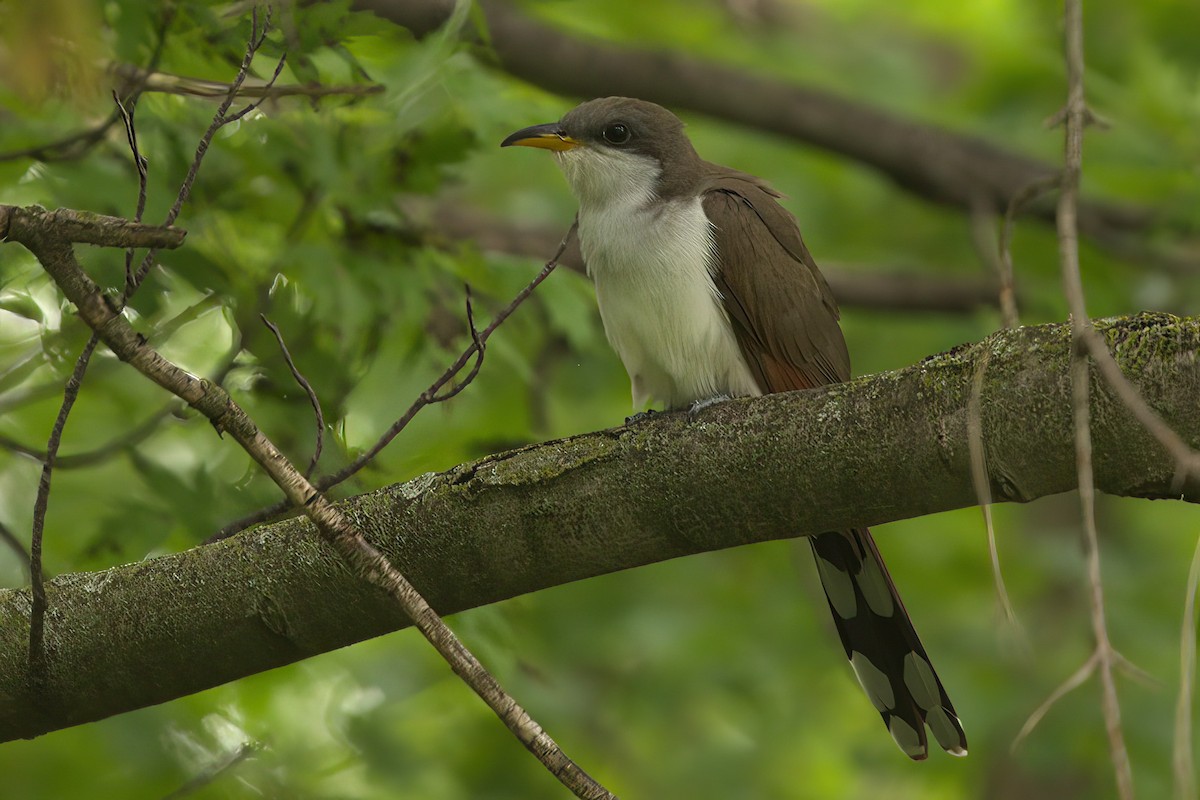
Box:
(809, 528), (967, 759)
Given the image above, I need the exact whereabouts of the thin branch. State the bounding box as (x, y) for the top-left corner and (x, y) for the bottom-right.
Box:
(1013, 652), (1098, 751)
(113, 91), (149, 293)
(28, 62), (163, 683)
(1058, 2), (1134, 796)
(223, 53), (287, 125)
(967, 196), (1014, 327)
(24, 0), (267, 703)
(998, 174), (1061, 328)
(965, 349), (1025, 649)
(28, 334), (100, 680)
(210, 221), (576, 541)
(261, 315), (324, 479)
(428, 285), (485, 403)
(109, 62), (383, 101)
(1174, 535), (1200, 800)
(328, 231), (567, 484)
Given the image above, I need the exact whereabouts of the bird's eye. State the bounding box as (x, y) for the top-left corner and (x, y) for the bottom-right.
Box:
(602, 123), (631, 145)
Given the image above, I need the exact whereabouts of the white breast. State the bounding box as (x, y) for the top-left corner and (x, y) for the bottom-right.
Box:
(557, 148), (761, 410)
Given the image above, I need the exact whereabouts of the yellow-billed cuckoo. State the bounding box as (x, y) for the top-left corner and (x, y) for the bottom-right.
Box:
(502, 96), (966, 760)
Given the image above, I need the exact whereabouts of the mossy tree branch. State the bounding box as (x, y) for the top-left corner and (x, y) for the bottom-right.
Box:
(1, 312), (1197, 743)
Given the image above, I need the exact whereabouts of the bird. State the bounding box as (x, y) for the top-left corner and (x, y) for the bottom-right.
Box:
(501, 96), (966, 760)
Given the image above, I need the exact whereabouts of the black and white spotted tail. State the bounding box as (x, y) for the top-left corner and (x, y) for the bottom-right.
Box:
(809, 528), (967, 759)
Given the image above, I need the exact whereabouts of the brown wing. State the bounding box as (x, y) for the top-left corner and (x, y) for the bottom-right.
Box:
(701, 175), (849, 393)
(703, 174), (967, 759)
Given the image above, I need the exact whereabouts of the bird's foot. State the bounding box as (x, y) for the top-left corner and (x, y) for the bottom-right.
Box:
(624, 409), (658, 425)
(688, 394), (731, 415)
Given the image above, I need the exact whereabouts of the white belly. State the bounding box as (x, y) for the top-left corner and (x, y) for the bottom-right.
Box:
(579, 196), (762, 410)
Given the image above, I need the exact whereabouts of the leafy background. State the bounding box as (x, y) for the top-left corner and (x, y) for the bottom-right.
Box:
(1, 0), (1199, 797)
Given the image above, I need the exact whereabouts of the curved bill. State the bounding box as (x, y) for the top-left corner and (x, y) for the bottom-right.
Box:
(500, 123), (580, 151)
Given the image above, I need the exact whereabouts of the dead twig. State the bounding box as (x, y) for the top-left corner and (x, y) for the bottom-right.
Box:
(261, 315), (325, 478)
(28, 335), (99, 680)
(1013, 652), (1098, 751)
(428, 284), (485, 403)
(965, 349), (1026, 651)
(1056, 2), (1134, 796)
(998, 174), (1062, 328)
(109, 62), (383, 101)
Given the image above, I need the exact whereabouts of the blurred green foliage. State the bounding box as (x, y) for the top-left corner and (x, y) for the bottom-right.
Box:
(1, 0), (1198, 797)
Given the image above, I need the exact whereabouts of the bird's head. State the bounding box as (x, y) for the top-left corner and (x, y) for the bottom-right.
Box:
(501, 97), (701, 208)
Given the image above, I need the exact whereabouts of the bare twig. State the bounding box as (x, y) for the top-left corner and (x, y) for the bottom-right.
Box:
(1174, 536), (1200, 800)
(28, 47), (163, 681)
(261, 315), (324, 478)
(1013, 652), (1098, 751)
(998, 174), (1061, 328)
(223, 52), (287, 125)
(965, 350), (1025, 649)
(210, 221), (577, 541)
(113, 91), (149, 293)
(28, 334), (99, 679)
(316, 226), (568, 482)
(429, 285), (485, 403)
(109, 62), (382, 101)
(1057, 2), (1134, 796)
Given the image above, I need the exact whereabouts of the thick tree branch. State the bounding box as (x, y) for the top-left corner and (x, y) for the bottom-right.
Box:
(355, 0), (1192, 268)
(0, 312), (1197, 742)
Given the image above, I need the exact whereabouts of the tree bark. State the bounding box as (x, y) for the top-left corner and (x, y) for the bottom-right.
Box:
(1, 313), (1198, 742)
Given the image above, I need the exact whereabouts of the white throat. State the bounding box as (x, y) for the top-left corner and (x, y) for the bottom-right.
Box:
(554, 147), (761, 410)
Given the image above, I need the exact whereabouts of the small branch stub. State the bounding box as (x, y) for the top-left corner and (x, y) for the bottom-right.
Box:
(0, 205), (186, 250)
